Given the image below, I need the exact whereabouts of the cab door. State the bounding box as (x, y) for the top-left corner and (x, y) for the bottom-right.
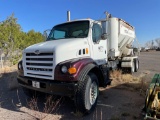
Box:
(91, 23), (107, 65)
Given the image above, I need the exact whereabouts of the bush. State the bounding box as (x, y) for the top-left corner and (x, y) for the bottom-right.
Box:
(10, 54), (22, 65)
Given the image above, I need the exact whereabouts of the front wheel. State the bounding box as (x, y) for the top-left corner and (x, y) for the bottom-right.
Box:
(75, 72), (99, 115)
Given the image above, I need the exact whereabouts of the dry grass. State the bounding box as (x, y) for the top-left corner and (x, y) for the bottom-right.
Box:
(110, 70), (122, 81)
(110, 70), (150, 96)
(110, 70), (136, 82)
(0, 66), (12, 74)
(26, 96), (63, 120)
(110, 70), (133, 84)
(110, 70), (141, 82)
(122, 74), (133, 82)
(0, 65), (17, 76)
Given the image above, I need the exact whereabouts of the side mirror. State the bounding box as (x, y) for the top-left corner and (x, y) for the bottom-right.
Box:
(43, 29), (51, 41)
(101, 33), (108, 40)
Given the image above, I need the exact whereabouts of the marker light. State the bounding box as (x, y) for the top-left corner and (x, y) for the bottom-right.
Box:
(86, 48), (88, 54)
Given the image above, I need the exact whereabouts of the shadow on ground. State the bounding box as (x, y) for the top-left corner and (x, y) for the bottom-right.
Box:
(0, 71), (23, 110)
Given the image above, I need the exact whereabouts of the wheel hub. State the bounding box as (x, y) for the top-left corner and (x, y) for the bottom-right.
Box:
(132, 61), (135, 72)
(136, 60), (139, 69)
(90, 81), (98, 105)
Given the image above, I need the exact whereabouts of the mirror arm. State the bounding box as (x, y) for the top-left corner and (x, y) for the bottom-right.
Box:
(43, 29), (51, 41)
(101, 33), (108, 40)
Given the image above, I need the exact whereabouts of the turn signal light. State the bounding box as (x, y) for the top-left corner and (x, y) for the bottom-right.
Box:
(68, 67), (77, 74)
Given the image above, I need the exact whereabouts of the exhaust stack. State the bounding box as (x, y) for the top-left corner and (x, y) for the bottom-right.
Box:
(67, 11), (70, 21)
(105, 11), (112, 20)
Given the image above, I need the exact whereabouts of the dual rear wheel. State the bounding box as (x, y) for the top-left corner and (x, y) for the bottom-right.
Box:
(131, 58), (139, 73)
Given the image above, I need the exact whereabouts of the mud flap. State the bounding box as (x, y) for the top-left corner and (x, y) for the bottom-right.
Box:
(100, 65), (111, 87)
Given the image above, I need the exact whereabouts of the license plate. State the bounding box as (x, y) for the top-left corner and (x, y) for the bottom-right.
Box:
(32, 81), (40, 88)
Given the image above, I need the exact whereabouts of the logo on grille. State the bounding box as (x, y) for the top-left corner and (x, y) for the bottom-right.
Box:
(34, 50), (40, 55)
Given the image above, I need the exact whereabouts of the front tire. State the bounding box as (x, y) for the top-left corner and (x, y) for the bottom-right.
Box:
(75, 72), (99, 115)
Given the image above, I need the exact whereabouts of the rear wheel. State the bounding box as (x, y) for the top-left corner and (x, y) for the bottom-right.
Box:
(135, 59), (139, 72)
(75, 72), (99, 115)
(130, 61), (135, 74)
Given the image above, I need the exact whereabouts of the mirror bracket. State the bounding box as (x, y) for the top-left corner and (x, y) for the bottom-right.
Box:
(101, 33), (108, 40)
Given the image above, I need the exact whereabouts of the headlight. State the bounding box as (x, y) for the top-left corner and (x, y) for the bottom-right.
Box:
(61, 66), (68, 73)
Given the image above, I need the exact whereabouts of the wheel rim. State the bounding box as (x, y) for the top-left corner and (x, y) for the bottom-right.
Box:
(136, 60), (139, 69)
(89, 81), (98, 105)
(132, 61), (135, 72)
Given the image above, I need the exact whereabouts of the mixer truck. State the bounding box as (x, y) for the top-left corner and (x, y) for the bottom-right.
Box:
(17, 12), (139, 115)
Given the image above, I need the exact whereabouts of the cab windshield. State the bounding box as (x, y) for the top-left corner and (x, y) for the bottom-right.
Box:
(47, 21), (89, 41)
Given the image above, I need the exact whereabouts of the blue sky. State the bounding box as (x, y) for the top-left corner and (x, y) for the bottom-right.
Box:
(0, 0), (160, 46)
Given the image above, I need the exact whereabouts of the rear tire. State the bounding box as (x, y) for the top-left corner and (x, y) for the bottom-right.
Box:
(130, 61), (135, 74)
(75, 72), (99, 115)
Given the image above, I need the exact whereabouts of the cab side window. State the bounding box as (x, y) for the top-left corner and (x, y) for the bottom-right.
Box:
(92, 23), (102, 43)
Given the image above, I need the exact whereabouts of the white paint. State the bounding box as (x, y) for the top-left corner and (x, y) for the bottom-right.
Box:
(91, 40), (107, 65)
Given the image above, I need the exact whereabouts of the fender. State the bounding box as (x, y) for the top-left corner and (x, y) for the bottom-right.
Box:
(17, 60), (24, 77)
(54, 57), (97, 81)
(77, 63), (96, 81)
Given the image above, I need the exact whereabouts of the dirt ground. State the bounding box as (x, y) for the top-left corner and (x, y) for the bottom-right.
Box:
(0, 51), (160, 120)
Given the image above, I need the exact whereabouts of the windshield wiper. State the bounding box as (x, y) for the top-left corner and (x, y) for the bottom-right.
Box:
(47, 37), (56, 41)
(69, 36), (86, 38)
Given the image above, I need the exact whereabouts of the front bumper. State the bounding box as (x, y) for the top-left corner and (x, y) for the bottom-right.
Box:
(17, 75), (78, 96)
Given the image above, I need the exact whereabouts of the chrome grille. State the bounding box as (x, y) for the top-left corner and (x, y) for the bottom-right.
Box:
(24, 52), (54, 79)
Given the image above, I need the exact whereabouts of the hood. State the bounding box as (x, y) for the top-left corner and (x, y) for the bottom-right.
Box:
(24, 38), (87, 53)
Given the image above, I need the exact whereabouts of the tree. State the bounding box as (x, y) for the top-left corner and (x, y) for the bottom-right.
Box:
(24, 30), (44, 48)
(0, 14), (44, 66)
(155, 38), (160, 48)
(0, 14), (22, 65)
